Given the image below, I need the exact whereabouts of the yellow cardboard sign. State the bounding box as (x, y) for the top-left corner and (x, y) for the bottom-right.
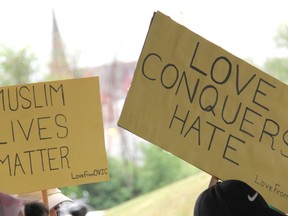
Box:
(0, 77), (109, 194)
(118, 11), (288, 212)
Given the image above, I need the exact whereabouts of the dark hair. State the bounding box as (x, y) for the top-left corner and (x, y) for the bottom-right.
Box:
(69, 204), (88, 216)
(25, 202), (49, 216)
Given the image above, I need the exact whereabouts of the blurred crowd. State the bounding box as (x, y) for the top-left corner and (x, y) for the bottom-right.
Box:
(0, 188), (88, 216)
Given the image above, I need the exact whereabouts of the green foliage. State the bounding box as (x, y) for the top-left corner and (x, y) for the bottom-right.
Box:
(63, 142), (199, 210)
(0, 46), (36, 85)
(264, 24), (288, 83)
(61, 186), (85, 199)
(274, 25), (288, 49)
(137, 143), (199, 193)
(264, 57), (288, 82)
(78, 156), (139, 210)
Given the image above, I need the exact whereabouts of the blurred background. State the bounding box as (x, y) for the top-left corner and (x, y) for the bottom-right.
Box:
(0, 0), (288, 215)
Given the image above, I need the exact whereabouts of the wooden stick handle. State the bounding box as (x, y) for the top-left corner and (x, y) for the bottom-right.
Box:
(41, 190), (49, 208)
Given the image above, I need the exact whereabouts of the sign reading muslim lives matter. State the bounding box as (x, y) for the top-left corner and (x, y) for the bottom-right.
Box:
(0, 77), (109, 194)
(118, 11), (288, 212)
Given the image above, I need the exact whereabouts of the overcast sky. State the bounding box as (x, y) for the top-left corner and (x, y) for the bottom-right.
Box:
(0, 0), (287, 76)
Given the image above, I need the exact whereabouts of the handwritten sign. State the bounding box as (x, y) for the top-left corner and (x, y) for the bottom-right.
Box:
(118, 11), (288, 212)
(0, 77), (109, 194)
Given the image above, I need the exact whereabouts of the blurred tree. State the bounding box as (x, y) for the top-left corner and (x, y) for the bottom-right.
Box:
(78, 156), (139, 210)
(264, 24), (288, 82)
(137, 143), (199, 193)
(0, 46), (37, 85)
(274, 24), (288, 49)
(264, 57), (288, 82)
(61, 186), (86, 200)
(62, 142), (199, 210)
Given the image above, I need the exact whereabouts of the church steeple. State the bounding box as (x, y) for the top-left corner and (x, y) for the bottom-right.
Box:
(49, 9), (72, 78)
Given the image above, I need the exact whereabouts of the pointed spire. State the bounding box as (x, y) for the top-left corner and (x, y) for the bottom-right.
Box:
(52, 9), (59, 34)
(49, 9), (72, 78)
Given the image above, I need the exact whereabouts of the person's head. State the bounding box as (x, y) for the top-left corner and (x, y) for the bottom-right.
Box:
(16, 188), (73, 216)
(194, 180), (285, 216)
(24, 201), (49, 216)
(49, 203), (61, 216)
(69, 204), (88, 216)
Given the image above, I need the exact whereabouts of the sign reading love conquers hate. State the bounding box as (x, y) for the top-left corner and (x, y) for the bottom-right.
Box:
(0, 77), (109, 194)
(118, 11), (288, 212)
